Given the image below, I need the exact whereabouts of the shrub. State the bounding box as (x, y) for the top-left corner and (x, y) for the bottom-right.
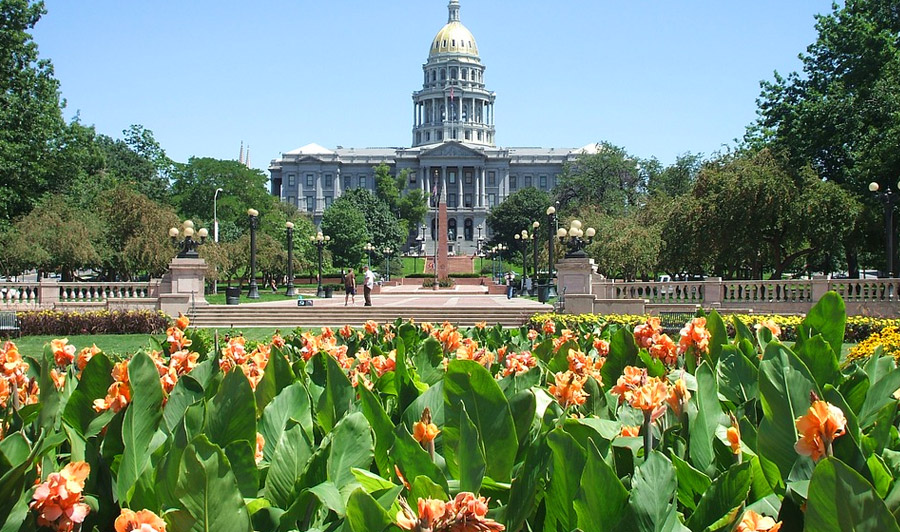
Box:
(16, 309), (169, 336)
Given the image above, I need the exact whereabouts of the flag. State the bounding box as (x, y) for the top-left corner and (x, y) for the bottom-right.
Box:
(450, 87), (454, 102)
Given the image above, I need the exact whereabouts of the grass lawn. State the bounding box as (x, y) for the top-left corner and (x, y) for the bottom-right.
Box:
(205, 289), (317, 305)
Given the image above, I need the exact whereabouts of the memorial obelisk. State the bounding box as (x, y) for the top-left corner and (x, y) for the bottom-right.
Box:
(436, 175), (449, 281)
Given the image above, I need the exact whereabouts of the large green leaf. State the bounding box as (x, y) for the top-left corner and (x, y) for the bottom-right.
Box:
(716, 346), (758, 406)
(259, 382), (313, 462)
(805, 457), (900, 532)
(601, 327), (638, 388)
(506, 434), (552, 532)
(62, 352), (113, 437)
(575, 439), (628, 532)
(206, 369), (257, 451)
(117, 352), (164, 504)
(672, 454), (711, 512)
(705, 310), (728, 364)
(799, 291), (846, 363)
(684, 461), (751, 532)
(858, 367), (900, 429)
(628, 451), (686, 532)
(688, 362), (724, 475)
(253, 345), (295, 416)
(327, 412), (374, 491)
(264, 423), (314, 509)
(346, 488), (393, 532)
(757, 342), (818, 482)
(358, 383), (396, 477)
(443, 360), (517, 482)
(37, 347), (62, 433)
(545, 428), (586, 532)
(162, 373), (205, 434)
(173, 436), (252, 532)
(317, 352), (355, 432)
(389, 425), (448, 493)
(457, 403), (486, 494)
(795, 333), (841, 393)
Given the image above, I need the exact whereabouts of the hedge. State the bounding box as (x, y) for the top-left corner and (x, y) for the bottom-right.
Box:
(15, 309), (169, 336)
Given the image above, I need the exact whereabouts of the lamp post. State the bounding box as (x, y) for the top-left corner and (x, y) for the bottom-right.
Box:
(532, 221), (540, 294)
(169, 220), (209, 258)
(497, 243), (507, 277)
(247, 209), (260, 299)
(311, 231), (330, 297)
(285, 222), (296, 297)
(546, 206), (557, 298)
(384, 247), (394, 281)
(870, 181), (899, 278)
(364, 243), (375, 269)
(213, 188), (223, 243)
(557, 219), (596, 259)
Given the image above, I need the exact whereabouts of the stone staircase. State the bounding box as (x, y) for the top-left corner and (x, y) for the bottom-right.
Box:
(188, 304), (542, 329)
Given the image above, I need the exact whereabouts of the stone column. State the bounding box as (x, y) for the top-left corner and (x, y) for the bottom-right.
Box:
(555, 257), (596, 297)
(437, 174), (449, 280)
(334, 168), (342, 198)
(457, 166), (463, 207)
(703, 277), (723, 307)
(38, 278), (59, 307)
(158, 257), (208, 316)
(811, 274), (829, 303)
(315, 171), (324, 212)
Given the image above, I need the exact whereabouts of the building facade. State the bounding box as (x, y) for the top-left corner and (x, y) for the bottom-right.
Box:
(269, 0), (593, 255)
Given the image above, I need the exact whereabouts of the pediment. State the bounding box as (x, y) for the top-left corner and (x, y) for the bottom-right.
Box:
(420, 141), (484, 159)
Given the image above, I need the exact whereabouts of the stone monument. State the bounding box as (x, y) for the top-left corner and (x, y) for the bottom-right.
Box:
(436, 178), (450, 280)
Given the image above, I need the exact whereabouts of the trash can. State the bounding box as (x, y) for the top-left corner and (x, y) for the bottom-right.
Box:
(225, 286), (241, 305)
(537, 284), (550, 303)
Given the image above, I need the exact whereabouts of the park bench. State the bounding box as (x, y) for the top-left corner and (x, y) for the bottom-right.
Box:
(0, 311), (20, 338)
(658, 311), (696, 335)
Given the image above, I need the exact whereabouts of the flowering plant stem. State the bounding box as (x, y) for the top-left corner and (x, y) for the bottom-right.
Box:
(643, 410), (653, 461)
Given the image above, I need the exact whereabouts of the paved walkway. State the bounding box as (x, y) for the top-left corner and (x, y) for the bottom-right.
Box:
(242, 284), (549, 310)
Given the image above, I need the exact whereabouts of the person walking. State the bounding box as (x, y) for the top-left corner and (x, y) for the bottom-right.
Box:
(363, 266), (375, 306)
(344, 268), (356, 306)
(505, 271), (515, 299)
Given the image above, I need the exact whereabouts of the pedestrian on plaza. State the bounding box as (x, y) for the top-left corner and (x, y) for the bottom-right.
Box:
(363, 266), (376, 306)
(344, 268), (357, 306)
(505, 271), (515, 299)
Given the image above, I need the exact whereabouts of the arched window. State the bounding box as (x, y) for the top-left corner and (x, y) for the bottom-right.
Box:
(448, 218), (457, 240)
(464, 219), (473, 241)
(441, 69), (446, 80)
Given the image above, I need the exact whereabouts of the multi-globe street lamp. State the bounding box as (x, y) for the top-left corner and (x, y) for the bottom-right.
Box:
(213, 188), (223, 243)
(546, 205), (558, 298)
(169, 220), (209, 258)
(384, 247), (394, 281)
(285, 222), (296, 297)
(556, 219), (596, 259)
(364, 243), (375, 269)
(870, 181), (899, 278)
(247, 208), (260, 299)
(310, 231), (330, 297)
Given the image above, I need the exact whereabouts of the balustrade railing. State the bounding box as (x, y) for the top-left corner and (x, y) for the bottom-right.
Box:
(829, 279), (898, 301)
(610, 281), (705, 304)
(57, 282), (152, 303)
(0, 283), (40, 306)
(720, 280), (812, 303)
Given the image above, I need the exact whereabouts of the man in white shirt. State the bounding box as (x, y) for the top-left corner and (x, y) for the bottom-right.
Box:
(363, 266), (376, 306)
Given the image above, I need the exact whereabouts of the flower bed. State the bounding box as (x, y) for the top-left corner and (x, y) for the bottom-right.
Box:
(16, 309), (169, 336)
(0, 292), (897, 530)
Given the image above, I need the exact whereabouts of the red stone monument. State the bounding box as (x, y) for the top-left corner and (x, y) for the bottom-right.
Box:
(437, 179), (450, 280)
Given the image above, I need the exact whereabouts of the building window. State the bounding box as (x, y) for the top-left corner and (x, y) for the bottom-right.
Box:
(359, 176), (367, 188)
(488, 193), (496, 207)
(464, 171), (472, 184)
(477, 131), (482, 140)
(416, 132), (421, 144)
(325, 174), (333, 188)
(448, 218), (457, 240)
(287, 195), (295, 205)
(449, 194), (457, 208)
(306, 196), (314, 212)
(464, 193), (472, 207)
(464, 130), (471, 140)
(525, 175), (532, 187)
(441, 69), (446, 80)
(464, 218), (473, 240)
(409, 171), (416, 184)
(343, 176), (350, 190)
(437, 131), (443, 140)
(324, 196), (333, 208)
(306, 174), (314, 187)
(509, 176), (517, 190)
(449, 172), (457, 184)
(287, 174), (295, 186)
(488, 171), (495, 185)
(539, 175), (547, 189)
(425, 132), (431, 141)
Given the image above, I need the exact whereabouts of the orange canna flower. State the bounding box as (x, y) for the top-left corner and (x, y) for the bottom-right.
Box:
(736, 510), (782, 532)
(271, 333), (285, 348)
(624, 377), (669, 413)
(255, 432), (265, 464)
(220, 336), (248, 370)
(364, 320), (379, 335)
(755, 319), (781, 339)
(620, 425), (641, 437)
(649, 333), (678, 366)
(0, 380), (10, 409)
(115, 508), (167, 532)
(593, 337), (610, 356)
(542, 320), (556, 334)
(50, 369), (66, 390)
(338, 324), (353, 339)
(527, 328), (539, 341)
(421, 322), (434, 334)
(549, 371), (588, 408)
(93, 381), (131, 413)
(795, 399), (846, 461)
(634, 317), (662, 349)
(413, 421), (441, 444)
(76, 344), (101, 372)
(174, 312), (190, 331)
(434, 322), (463, 354)
(677, 317), (710, 358)
(727, 417), (742, 455)
(165, 327), (192, 354)
(475, 321), (487, 330)
(552, 329), (576, 353)
(31, 461), (91, 532)
(51, 338), (77, 367)
(666, 377), (691, 416)
(371, 351), (397, 377)
(169, 349), (199, 376)
(611, 366), (645, 399)
(500, 351), (537, 377)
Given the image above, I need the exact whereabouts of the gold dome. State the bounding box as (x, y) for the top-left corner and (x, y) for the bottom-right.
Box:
(429, 21), (479, 57)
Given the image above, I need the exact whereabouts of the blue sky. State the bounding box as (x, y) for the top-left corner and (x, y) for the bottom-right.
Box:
(32, 1), (833, 170)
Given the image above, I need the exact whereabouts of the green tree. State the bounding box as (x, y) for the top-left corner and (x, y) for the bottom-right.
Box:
(338, 188), (406, 257)
(553, 142), (644, 215)
(321, 198), (369, 268)
(646, 152), (704, 198)
(374, 162), (427, 238)
(486, 187), (551, 254)
(94, 125), (173, 203)
(0, 0), (67, 222)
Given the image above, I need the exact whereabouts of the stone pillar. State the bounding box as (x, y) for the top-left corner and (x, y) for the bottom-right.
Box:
(158, 257), (208, 316)
(38, 278), (59, 307)
(437, 175), (450, 280)
(555, 257), (596, 297)
(315, 171), (324, 212)
(703, 277), (723, 307)
(457, 166), (463, 206)
(334, 168), (342, 198)
(811, 274), (829, 303)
